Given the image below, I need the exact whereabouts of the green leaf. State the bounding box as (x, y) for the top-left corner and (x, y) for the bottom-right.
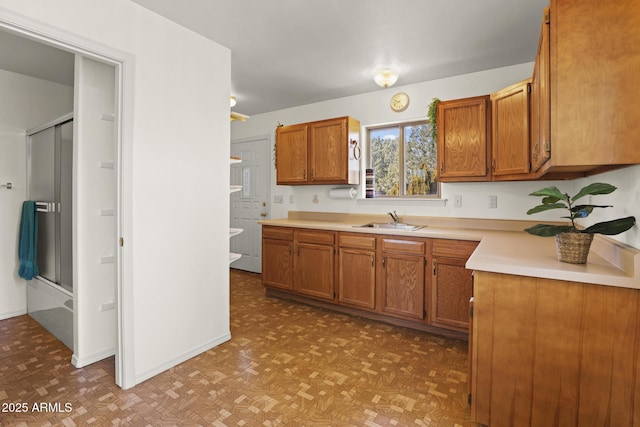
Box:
(526, 203), (567, 215)
(529, 186), (568, 201)
(570, 204), (612, 219)
(524, 224), (574, 237)
(583, 216), (636, 235)
(541, 195), (563, 204)
(572, 182), (617, 202)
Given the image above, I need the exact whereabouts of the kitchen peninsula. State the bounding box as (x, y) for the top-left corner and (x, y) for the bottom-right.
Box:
(260, 211), (640, 425)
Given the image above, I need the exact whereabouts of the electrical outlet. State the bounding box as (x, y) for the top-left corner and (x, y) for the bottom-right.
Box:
(289, 195), (295, 204)
(274, 195), (283, 204)
(454, 195), (462, 208)
(489, 195), (497, 209)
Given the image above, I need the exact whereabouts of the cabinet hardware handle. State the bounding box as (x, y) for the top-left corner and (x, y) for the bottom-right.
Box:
(371, 254), (374, 267)
(382, 256), (386, 268)
(433, 261), (437, 275)
(297, 246), (300, 256)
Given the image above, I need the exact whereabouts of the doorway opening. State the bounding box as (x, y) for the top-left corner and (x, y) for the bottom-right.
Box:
(0, 10), (134, 388)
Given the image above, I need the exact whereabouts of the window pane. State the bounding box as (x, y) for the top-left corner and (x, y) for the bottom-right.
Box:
(404, 123), (437, 196)
(370, 127), (399, 196)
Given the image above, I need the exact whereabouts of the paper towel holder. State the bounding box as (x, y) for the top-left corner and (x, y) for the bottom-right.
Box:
(329, 187), (357, 199)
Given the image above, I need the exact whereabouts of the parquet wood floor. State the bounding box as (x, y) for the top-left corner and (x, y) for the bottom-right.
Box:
(0, 270), (471, 426)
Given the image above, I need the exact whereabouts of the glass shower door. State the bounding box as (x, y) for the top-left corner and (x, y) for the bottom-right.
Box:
(29, 119), (73, 292)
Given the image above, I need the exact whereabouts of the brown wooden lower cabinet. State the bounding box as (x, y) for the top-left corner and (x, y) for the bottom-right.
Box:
(261, 227), (294, 290)
(337, 233), (376, 310)
(430, 239), (478, 332)
(293, 229), (336, 301)
(261, 226), (476, 340)
(471, 271), (640, 426)
(381, 252), (425, 320)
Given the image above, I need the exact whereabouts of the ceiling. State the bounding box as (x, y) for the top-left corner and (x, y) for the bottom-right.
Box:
(0, 0), (548, 116)
(132, 0), (548, 115)
(0, 29), (74, 86)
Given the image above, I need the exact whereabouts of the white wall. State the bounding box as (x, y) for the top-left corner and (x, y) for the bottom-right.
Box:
(232, 63), (640, 250)
(0, 69), (73, 320)
(0, 0), (232, 387)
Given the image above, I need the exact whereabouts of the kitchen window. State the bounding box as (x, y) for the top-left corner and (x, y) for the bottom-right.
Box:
(367, 120), (439, 198)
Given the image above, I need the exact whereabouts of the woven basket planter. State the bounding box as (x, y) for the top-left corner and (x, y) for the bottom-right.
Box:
(555, 232), (594, 264)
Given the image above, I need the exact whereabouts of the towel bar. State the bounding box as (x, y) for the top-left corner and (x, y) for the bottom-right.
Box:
(35, 202), (57, 213)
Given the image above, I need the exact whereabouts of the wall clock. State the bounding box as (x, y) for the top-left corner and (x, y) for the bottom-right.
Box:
(390, 92), (410, 112)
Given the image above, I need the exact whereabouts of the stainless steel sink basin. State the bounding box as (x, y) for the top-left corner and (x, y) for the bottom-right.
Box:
(355, 222), (425, 231)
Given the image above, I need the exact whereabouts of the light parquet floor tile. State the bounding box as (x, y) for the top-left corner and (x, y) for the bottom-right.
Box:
(0, 270), (471, 426)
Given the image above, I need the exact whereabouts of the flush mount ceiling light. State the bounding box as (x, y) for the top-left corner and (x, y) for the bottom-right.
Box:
(230, 96), (237, 107)
(373, 68), (399, 88)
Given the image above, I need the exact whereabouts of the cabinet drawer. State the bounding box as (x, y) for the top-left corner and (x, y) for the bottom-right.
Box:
(262, 226), (293, 241)
(432, 239), (478, 259)
(295, 229), (335, 245)
(381, 238), (425, 255)
(338, 233), (376, 250)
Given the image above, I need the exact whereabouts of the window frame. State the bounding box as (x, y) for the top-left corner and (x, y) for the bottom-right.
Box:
(365, 119), (440, 199)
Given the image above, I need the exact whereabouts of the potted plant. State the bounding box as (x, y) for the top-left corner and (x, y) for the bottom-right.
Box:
(427, 97), (440, 144)
(524, 182), (636, 264)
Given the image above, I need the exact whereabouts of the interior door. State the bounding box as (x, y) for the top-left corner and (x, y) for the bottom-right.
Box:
(230, 136), (270, 273)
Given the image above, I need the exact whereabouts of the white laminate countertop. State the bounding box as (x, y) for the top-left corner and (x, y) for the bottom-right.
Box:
(260, 212), (640, 290)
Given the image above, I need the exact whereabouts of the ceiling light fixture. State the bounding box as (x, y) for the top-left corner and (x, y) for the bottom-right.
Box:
(230, 96), (237, 108)
(373, 68), (399, 88)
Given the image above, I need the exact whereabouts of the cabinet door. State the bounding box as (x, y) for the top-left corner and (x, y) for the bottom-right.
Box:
(294, 242), (335, 300)
(431, 257), (474, 332)
(491, 80), (531, 178)
(262, 239), (293, 290)
(437, 96), (491, 181)
(338, 248), (376, 310)
(530, 7), (550, 173)
(276, 123), (308, 184)
(381, 253), (425, 320)
(309, 118), (348, 183)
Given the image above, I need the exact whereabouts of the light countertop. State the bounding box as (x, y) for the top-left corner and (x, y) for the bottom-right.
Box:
(260, 211), (640, 290)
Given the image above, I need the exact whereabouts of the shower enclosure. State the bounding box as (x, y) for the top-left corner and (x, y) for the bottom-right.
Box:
(26, 114), (74, 350)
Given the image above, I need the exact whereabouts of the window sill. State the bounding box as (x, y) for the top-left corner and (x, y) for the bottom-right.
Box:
(357, 197), (448, 207)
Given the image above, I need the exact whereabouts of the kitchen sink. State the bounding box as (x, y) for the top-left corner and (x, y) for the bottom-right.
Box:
(355, 222), (425, 231)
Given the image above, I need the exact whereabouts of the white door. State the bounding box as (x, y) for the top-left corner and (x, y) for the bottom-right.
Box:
(230, 136), (271, 273)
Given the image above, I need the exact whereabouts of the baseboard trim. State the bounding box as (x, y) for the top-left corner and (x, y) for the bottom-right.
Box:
(133, 332), (232, 386)
(265, 287), (468, 341)
(72, 347), (116, 368)
(0, 309), (27, 321)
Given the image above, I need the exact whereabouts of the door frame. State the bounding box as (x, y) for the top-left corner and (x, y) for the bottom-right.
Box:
(0, 7), (135, 388)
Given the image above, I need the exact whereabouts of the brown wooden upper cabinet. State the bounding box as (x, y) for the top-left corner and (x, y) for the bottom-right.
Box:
(437, 96), (491, 182)
(532, 0), (640, 177)
(491, 79), (532, 180)
(530, 7), (551, 174)
(276, 116), (361, 185)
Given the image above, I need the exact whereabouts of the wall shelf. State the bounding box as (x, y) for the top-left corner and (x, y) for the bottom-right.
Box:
(229, 228), (244, 238)
(229, 157), (242, 264)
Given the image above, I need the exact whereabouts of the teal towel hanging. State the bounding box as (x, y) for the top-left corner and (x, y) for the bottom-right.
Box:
(18, 200), (39, 280)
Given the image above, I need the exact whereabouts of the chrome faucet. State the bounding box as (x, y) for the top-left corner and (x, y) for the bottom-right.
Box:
(388, 210), (399, 224)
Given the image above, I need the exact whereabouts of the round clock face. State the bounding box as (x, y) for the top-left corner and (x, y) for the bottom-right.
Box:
(390, 92), (410, 112)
